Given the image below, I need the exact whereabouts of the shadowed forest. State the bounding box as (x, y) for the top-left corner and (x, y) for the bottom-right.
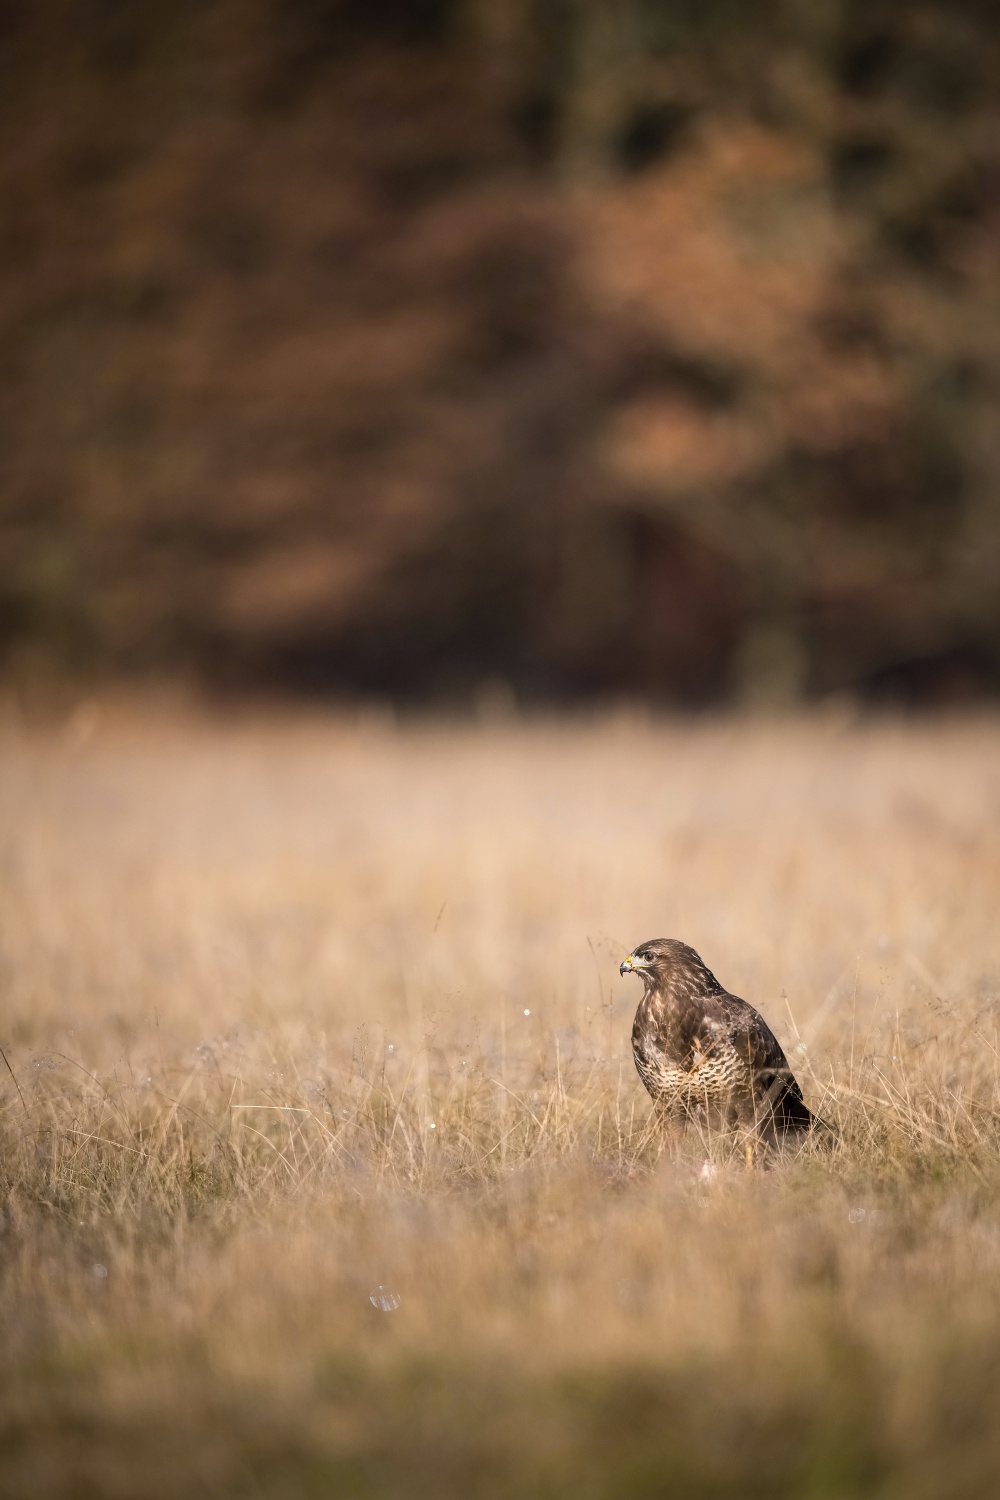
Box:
(3, 0), (1000, 706)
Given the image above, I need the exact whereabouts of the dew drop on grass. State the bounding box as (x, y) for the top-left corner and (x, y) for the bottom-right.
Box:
(523, 1009), (530, 1016)
(369, 1286), (400, 1312)
(428, 1122), (436, 1129)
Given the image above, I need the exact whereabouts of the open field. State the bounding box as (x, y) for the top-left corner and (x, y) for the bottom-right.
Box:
(2, 705), (1000, 1497)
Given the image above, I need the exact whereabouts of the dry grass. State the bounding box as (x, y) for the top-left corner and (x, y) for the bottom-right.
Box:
(2, 703), (1000, 1497)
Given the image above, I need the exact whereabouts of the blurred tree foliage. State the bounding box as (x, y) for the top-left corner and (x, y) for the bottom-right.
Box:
(1, 0), (1000, 704)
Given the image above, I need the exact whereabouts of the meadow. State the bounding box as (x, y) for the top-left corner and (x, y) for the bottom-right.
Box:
(2, 702), (1000, 1498)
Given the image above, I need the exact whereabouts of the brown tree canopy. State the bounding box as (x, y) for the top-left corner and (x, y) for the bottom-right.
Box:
(2, 0), (1000, 705)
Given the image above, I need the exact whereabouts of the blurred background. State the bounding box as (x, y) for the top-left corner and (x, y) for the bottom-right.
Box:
(2, 0), (1000, 712)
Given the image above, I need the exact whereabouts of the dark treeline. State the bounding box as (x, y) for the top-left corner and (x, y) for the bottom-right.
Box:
(2, 0), (1000, 705)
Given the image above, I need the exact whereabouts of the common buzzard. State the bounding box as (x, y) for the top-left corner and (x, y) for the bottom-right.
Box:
(620, 938), (817, 1138)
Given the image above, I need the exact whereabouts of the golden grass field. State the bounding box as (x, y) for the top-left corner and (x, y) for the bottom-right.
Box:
(3, 703), (1000, 1497)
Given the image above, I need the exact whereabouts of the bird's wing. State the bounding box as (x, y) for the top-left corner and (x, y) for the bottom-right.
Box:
(689, 1001), (733, 1059)
(717, 994), (805, 1103)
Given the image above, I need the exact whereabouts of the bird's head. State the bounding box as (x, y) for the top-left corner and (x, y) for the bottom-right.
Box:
(619, 940), (661, 987)
(620, 937), (718, 995)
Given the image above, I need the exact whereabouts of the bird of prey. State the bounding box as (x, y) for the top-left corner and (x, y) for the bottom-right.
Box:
(620, 938), (817, 1138)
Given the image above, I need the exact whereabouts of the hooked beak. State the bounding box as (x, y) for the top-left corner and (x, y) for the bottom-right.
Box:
(620, 953), (651, 977)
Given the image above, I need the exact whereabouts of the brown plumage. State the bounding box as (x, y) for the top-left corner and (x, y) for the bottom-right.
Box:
(620, 938), (817, 1139)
